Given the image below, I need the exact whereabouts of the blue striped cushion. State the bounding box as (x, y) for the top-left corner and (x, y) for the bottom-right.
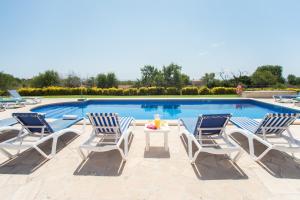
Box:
(230, 117), (260, 133)
(88, 113), (133, 135)
(256, 113), (299, 135)
(119, 117), (134, 133)
(231, 113), (299, 135)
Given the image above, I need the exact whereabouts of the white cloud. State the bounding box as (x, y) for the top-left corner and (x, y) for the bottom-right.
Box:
(211, 41), (225, 48)
(198, 51), (208, 56)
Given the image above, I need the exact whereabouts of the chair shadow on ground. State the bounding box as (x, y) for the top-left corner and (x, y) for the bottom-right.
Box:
(144, 147), (170, 158)
(230, 132), (300, 179)
(180, 134), (248, 180)
(73, 133), (134, 176)
(0, 131), (79, 175)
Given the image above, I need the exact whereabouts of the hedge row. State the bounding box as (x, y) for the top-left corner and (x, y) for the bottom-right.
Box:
(16, 86), (237, 96)
(2, 87), (298, 97)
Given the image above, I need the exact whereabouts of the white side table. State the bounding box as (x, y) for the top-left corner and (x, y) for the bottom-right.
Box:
(144, 123), (170, 151)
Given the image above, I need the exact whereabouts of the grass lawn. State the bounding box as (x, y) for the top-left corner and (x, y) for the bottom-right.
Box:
(42, 94), (240, 98)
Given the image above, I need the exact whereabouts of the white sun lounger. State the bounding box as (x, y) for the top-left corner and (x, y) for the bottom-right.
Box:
(0, 117), (20, 134)
(229, 113), (300, 161)
(78, 113), (135, 161)
(273, 95), (298, 103)
(179, 114), (242, 164)
(8, 90), (42, 105)
(0, 113), (83, 159)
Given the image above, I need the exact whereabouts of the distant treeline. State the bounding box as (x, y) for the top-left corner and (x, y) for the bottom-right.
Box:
(1, 64), (300, 94)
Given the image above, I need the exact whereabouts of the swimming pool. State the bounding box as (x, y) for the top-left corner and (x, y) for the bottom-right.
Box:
(31, 99), (300, 120)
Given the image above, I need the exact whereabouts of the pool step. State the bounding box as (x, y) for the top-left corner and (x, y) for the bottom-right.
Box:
(46, 107), (78, 118)
(41, 107), (64, 117)
(53, 107), (80, 118)
(44, 107), (68, 117)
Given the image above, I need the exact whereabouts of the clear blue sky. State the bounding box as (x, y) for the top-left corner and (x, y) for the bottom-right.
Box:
(1, 0), (300, 80)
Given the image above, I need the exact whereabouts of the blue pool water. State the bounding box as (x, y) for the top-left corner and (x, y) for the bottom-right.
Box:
(31, 99), (300, 119)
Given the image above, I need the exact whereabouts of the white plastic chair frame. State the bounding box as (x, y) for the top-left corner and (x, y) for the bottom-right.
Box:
(0, 123), (82, 159)
(179, 118), (243, 164)
(228, 125), (300, 161)
(78, 118), (135, 161)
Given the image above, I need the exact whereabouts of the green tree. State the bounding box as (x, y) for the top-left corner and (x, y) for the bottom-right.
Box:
(140, 65), (159, 87)
(138, 63), (189, 88)
(173, 68), (182, 89)
(63, 73), (81, 87)
(30, 70), (60, 87)
(251, 70), (277, 86)
(254, 65), (285, 84)
(96, 73), (107, 88)
(85, 77), (96, 87)
(153, 71), (164, 87)
(235, 75), (252, 86)
(287, 74), (297, 85)
(201, 73), (217, 88)
(181, 73), (190, 86)
(162, 63), (184, 88)
(296, 77), (300, 85)
(106, 72), (118, 88)
(0, 72), (22, 90)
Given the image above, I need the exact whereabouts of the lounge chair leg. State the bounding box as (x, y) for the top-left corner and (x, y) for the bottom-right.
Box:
(78, 148), (87, 160)
(124, 134), (129, 156)
(191, 149), (200, 164)
(119, 148), (126, 162)
(248, 137), (255, 158)
(255, 147), (272, 161)
(188, 136), (193, 161)
(51, 137), (58, 156)
(34, 146), (50, 159)
(0, 148), (13, 159)
(232, 150), (243, 163)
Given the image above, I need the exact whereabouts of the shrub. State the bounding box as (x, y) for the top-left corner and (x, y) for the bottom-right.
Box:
(166, 87), (180, 95)
(198, 87), (210, 95)
(224, 88), (236, 94)
(42, 87), (68, 95)
(211, 87), (226, 95)
(181, 87), (198, 95)
(18, 88), (43, 96)
(123, 88), (138, 96)
(105, 87), (123, 96)
(107, 88), (117, 95)
(138, 87), (148, 95)
(148, 87), (165, 95)
(0, 90), (5, 96)
(87, 87), (102, 95)
(115, 88), (124, 95)
(102, 88), (109, 95)
(70, 87), (86, 95)
(123, 89), (130, 96)
(287, 88), (300, 93)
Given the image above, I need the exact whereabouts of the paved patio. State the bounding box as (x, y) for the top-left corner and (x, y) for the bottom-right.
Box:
(1, 98), (300, 200)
